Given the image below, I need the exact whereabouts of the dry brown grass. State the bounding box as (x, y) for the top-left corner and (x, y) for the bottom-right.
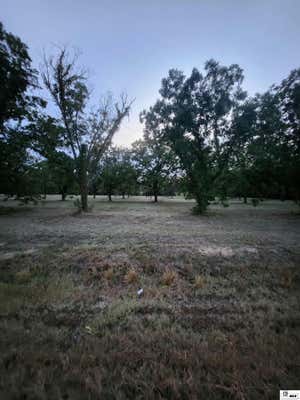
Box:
(0, 200), (299, 399)
(124, 268), (138, 284)
(194, 274), (206, 289)
(280, 269), (294, 288)
(161, 269), (177, 286)
(14, 269), (32, 283)
(103, 267), (114, 281)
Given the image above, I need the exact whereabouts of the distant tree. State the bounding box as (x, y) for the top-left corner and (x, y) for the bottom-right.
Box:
(97, 147), (122, 201)
(41, 48), (133, 210)
(132, 136), (177, 202)
(141, 60), (246, 212)
(96, 147), (137, 201)
(116, 148), (138, 198)
(49, 153), (77, 200)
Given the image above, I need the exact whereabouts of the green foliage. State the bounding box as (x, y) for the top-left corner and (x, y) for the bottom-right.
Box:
(0, 22), (46, 197)
(228, 82), (299, 204)
(132, 131), (179, 202)
(0, 22), (45, 130)
(141, 60), (246, 212)
(1, 21), (299, 210)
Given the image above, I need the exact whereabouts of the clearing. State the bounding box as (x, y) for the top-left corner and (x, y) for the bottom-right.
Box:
(0, 196), (299, 399)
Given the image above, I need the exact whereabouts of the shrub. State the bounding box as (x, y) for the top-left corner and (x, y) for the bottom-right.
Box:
(103, 268), (114, 281)
(15, 269), (31, 283)
(73, 198), (82, 212)
(194, 274), (206, 289)
(161, 269), (177, 286)
(280, 269), (293, 288)
(73, 198), (93, 212)
(124, 269), (138, 284)
(221, 199), (229, 207)
(251, 198), (259, 207)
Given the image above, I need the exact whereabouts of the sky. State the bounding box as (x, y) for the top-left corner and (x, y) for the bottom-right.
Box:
(2, 0), (300, 146)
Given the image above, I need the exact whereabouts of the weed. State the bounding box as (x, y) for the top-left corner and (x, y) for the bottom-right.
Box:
(280, 269), (294, 288)
(124, 268), (138, 284)
(194, 274), (206, 289)
(161, 269), (177, 286)
(103, 267), (114, 281)
(14, 269), (32, 283)
(88, 299), (139, 334)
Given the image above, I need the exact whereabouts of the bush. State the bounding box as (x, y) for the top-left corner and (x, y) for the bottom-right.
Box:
(194, 274), (206, 289)
(251, 198), (259, 207)
(161, 269), (177, 286)
(124, 269), (138, 284)
(73, 198), (93, 212)
(19, 196), (40, 205)
(73, 198), (82, 211)
(103, 268), (114, 281)
(221, 199), (229, 207)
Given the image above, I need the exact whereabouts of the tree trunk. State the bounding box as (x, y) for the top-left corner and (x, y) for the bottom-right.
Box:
(188, 173), (209, 214)
(42, 182), (47, 199)
(153, 180), (158, 203)
(194, 192), (209, 214)
(243, 196), (247, 204)
(61, 192), (66, 201)
(79, 144), (88, 211)
(122, 193), (125, 199)
(108, 193), (112, 201)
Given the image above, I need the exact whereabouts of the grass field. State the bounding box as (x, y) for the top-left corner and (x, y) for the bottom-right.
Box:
(0, 196), (299, 399)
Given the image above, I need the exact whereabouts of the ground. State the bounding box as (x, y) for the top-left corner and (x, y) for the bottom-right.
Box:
(0, 196), (299, 400)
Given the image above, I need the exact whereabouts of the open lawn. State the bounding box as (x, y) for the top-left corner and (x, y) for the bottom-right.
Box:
(0, 196), (299, 399)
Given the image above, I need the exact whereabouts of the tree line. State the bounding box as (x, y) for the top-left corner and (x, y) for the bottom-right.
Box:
(1, 22), (299, 213)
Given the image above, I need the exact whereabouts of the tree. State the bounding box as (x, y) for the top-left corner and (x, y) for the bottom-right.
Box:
(115, 148), (138, 198)
(229, 84), (298, 203)
(277, 68), (300, 203)
(96, 147), (137, 201)
(49, 153), (77, 200)
(228, 91), (284, 202)
(41, 48), (133, 210)
(0, 128), (31, 196)
(0, 22), (45, 196)
(97, 147), (121, 201)
(141, 60), (246, 212)
(0, 22), (45, 130)
(132, 136), (177, 202)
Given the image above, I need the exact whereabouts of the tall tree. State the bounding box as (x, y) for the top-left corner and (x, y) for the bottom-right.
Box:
(141, 60), (246, 212)
(41, 48), (133, 210)
(277, 68), (300, 203)
(0, 22), (44, 130)
(0, 22), (45, 196)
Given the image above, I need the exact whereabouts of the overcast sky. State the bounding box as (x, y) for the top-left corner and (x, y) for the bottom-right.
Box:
(2, 0), (300, 146)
